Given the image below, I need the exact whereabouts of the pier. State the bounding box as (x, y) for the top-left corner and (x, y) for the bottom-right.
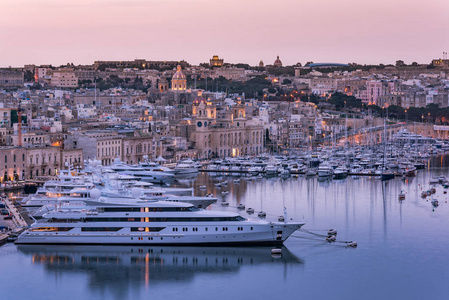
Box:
(200, 170), (409, 177)
(2, 196), (29, 229)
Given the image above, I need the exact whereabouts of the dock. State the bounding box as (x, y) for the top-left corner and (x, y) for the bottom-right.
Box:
(2, 196), (28, 228)
(0, 182), (25, 191)
(0, 233), (8, 245)
(200, 169), (407, 177)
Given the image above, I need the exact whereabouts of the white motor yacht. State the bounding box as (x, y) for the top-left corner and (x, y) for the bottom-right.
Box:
(174, 160), (200, 175)
(317, 164), (333, 177)
(16, 196), (305, 246)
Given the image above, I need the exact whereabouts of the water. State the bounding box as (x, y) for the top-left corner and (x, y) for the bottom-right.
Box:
(2, 168), (449, 300)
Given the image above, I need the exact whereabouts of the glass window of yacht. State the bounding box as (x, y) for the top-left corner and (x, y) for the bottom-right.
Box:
(131, 227), (165, 232)
(82, 216), (245, 222)
(31, 227), (73, 232)
(81, 227), (122, 232)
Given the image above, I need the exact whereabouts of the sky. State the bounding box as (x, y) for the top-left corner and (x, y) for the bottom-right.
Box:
(1, 0), (448, 67)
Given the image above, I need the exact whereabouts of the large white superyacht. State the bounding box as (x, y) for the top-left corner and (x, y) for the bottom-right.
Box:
(16, 195), (304, 246)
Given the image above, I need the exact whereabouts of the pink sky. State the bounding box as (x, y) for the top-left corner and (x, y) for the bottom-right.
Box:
(1, 0), (448, 67)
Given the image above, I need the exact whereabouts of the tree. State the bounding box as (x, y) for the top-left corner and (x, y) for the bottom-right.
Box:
(24, 70), (34, 82)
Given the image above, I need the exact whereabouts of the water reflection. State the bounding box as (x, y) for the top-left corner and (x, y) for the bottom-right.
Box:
(18, 245), (303, 298)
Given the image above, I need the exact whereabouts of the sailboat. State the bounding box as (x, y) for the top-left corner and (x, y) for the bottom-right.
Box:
(381, 108), (394, 181)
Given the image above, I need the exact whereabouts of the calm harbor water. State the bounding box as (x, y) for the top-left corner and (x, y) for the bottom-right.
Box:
(1, 162), (449, 300)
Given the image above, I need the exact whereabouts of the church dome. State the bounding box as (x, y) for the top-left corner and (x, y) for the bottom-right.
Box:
(193, 90), (207, 106)
(172, 65), (186, 79)
(273, 56), (282, 67)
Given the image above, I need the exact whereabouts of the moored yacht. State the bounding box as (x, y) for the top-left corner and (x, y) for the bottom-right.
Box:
(317, 163), (333, 177)
(16, 197), (304, 246)
(174, 159), (200, 175)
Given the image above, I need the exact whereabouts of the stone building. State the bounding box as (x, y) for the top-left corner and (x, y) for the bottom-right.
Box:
(0, 145), (83, 180)
(171, 65), (187, 92)
(210, 55), (224, 67)
(0, 70), (24, 88)
(0, 147), (26, 181)
(192, 91), (264, 158)
(273, 56), (283, 67)
(122, 136), (160, 165)
(66, 130), (160, 166)
(50, 69), (78, 88)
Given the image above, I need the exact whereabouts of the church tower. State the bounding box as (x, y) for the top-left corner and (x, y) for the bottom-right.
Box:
(171, 65), (187, 92)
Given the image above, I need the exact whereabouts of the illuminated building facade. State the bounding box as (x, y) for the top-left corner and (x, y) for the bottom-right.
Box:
(171, 65), (187, 92)
(192, 91), (264, 159)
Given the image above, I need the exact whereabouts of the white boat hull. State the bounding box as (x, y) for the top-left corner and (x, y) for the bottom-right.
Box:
(16, 222), (304, 245)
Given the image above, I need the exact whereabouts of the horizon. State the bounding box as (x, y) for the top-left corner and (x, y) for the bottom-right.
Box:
(1, 0), (448, 67)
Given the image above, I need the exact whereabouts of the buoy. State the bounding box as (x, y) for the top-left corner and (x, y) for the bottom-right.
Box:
(271, 248), (282, 256)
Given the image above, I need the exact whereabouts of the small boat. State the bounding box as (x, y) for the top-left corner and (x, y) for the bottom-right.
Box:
(221, 191), (229, 195)
(280, 169), (290, 178)
(278, 216), (285, 222)
(233, 179), (240, 184)
(326, 235), (336, 242)
(398, 190), (406, 200)
(305, 169), (317, 177)
(429, 177), (440, 184)
(214, 183), (221, 188)
(381, 171), (395, 181)
(237, 203), (245, 210)
(221, 202), (229, 206)
(328, 229), (337, 236)
(347, 241), (358, 248)
(246, 207), (255, 214)
(438, 176), (447, 183)
(198, 185), (206, 190)
(258, 211), (266, 218)
(421, 192), (428, 198)
(431, 199), (439, 207)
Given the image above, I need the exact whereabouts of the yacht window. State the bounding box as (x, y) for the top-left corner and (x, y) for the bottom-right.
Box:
(81, 227), (122, 232)
(31, 227), (73, 232)
(131, 227), (165, 232)
(82, 217), (245, 222)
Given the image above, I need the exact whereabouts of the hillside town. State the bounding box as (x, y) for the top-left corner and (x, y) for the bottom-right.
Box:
(1, 55), (449, 182)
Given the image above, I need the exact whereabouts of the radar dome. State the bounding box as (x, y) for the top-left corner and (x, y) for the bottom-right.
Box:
(90, 188), (101, 199)
(131, 187), (142, 198)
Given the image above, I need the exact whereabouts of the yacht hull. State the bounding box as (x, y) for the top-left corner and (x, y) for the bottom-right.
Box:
(16, 222), (305, 246)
